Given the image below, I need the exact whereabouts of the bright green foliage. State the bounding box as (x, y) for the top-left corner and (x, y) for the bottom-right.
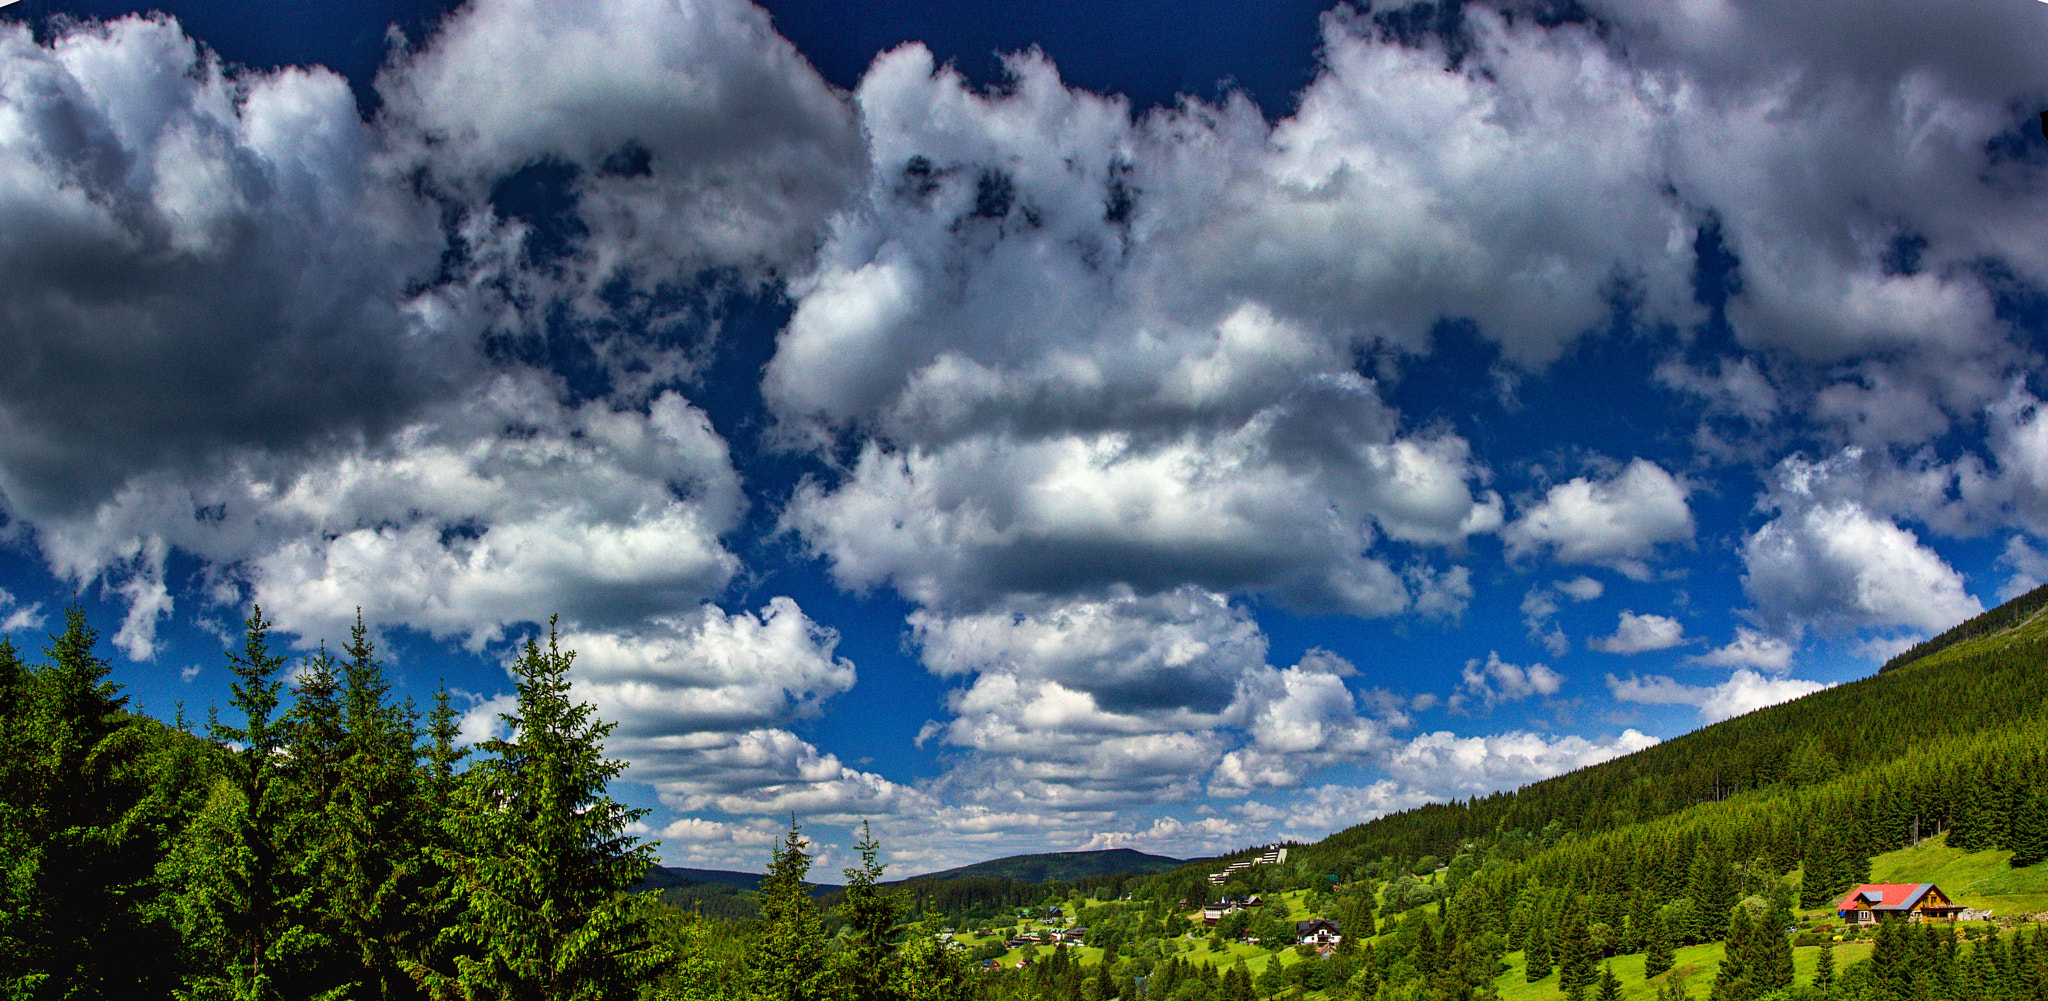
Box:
(1555, 907), (1594, 996)
(2010, 785), (2048, 868)
(1811, 937), (1833, 992)
(888, 925), (971, 1001)
(322, 615), (435, 999)
(1644, 912), (1675, 978)
(168, 604), (331, 1000)
(422, 620), (667, 1000)
(835, 821), (903, 999)
(1596, 962), (1621, 1001)
(746, 819), (833, 1001)
(0, 609), (174, 998)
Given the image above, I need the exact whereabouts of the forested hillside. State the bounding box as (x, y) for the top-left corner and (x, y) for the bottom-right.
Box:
(4, 591), (2046, 1000)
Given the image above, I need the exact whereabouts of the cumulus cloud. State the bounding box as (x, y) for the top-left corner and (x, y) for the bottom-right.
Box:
(1690, 626), (1795, 671)
(631, 727), (928, 820)
(378, 0), (862, 381)
(1743, 455), (1982, 636)
(1503, 459), (1694, 579)
(0, 16), (457, 526)
(1520, 575), (1603, 654)
(911, 587), (1266, 715)
(786, 372), (1498, 619)
(1384, 727), (1660, 798)
(1590, 611), (1688, 654)
(1606, 668), (1829, 724)
(1996, 536), (2048, 602)
(32, 379), (744, 653)
(0, 588), (46, 635)
(1447, 651), (1563, 713)
(561, 597), (856, 738)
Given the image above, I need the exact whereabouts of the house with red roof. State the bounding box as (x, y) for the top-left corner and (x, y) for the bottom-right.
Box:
(1834, 883), (1962, 924)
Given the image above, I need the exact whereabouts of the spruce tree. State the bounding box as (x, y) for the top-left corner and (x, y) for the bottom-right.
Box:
(328, 615), (432, 999)
(746, 818), (833, 1001)
(167, 604), (315, 1000)
(1812, 937), (1834, 993)
(423, 619), (667, 998)
(1597, 963), (1621, 1001)
(1644, 913), (1675, 979)
(1557, 909), (1595, 996)
(0, 608), (168, 998)
(1710, 906), (1757, 1001)
(2009, 784), (2048, 868)
(890, 921), (969, 1001)
(835, 821), (902, 999)
(1526, 926), (1554, 982)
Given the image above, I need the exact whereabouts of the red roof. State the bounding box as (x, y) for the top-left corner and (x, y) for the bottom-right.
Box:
(1835, 883), (1940, 912)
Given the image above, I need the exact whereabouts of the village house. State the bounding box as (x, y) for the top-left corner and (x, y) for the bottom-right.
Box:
(1835, 883), (1964, 924)
(1199, 895), (1264, 925)
(1208, 846), (1289, 885)
(1296, 919), (1342, 947)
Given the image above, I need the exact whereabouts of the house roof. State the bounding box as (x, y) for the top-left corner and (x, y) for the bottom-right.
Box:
(1295, 919), (1341, 933)
(1835, 883), (1946, 912)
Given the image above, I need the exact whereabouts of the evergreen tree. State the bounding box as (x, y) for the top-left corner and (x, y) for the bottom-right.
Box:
(1596, 963), (1621, 1001)
(1812, 937), (1834, 993)
(889, 922), (969, 1001)
(168, 604), (317, 1000)
(835, 821), (902, 999)
(1557, 908), (1595, 996)
(2009, 784), (2048, 868)
(0, 608), (169, 998)
(1710, 907), (1756, 1001)
(746, 818), (833, 1001)
(1526, 926), (1554, 982)
(422, 620), (667, 999)
(328, 615), (432, 999)
(1644, 913), (1675, 979)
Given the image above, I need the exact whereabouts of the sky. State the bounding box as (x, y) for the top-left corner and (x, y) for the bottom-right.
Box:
(2, 0), (2047, 879)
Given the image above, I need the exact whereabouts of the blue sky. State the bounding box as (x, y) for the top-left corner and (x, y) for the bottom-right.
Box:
(3, 0), (2047, 877)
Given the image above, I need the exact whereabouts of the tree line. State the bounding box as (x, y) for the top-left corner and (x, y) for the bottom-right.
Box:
(0, 605), (661, 999)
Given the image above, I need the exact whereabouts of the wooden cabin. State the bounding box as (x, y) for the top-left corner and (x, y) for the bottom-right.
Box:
(1834, 883), (1963, 924)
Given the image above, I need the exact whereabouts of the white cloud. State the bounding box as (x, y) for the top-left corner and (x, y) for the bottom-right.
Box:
(1503, 459), (1694, 579)
(1690, 626), (1795, 671)
(1590, 611), (1688, 654)
(910, 587), (1266, 715)
(786, 373), (1497, 619)
(379, 0), (861, 309)
(0, 588), (45, 635)
(562, 597), (857, 738)
(1520, 576), (1605, 655)
(0, 16), (457, 527)
(1385, 728), (1660, 798)
(1743, 459), (1982, 635)
(1996, 535), (2048, 602)
(1606, 668), (1829, 724)
(1448, 651), (1563, 712)
(1558, 576), (1605, 602)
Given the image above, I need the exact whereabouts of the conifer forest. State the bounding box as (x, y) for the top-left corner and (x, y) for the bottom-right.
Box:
(4, 591), (2048, 1001)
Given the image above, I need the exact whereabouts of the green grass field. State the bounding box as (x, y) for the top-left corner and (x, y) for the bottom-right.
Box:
(1491, 939), (1874, 1001)
(1865, 833), (2048, 916)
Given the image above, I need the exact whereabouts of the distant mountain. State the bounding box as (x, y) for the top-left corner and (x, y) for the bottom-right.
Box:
(898, 848), (1191, 885)
(636, 865), (836, 893)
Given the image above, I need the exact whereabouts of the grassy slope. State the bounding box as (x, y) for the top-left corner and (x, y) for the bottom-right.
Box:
(1492, 940), (1875, 1001)
(1489, 834), (2048, 999)
(1865, 833), (2048, 916)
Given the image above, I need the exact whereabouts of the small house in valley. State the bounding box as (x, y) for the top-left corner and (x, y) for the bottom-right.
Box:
(1834, 883), (1963, 924)
(1296, 919), (1342, 946)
